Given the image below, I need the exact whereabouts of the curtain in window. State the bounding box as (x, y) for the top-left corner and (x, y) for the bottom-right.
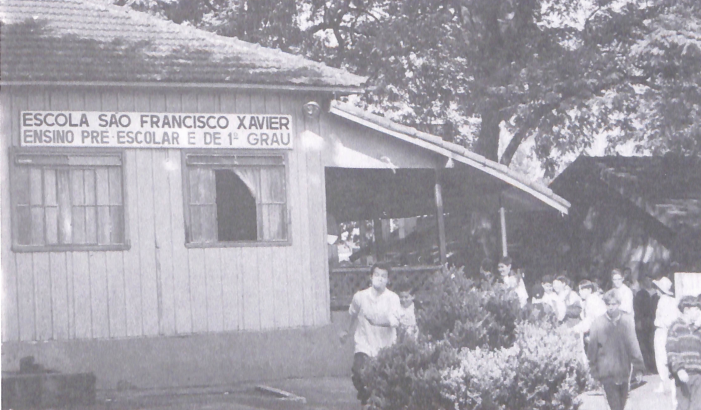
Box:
(188, 164), (286, 243)
(231, 167), (285, 241)
(258, 167), (286, 241)
(231, 168), (259, 199)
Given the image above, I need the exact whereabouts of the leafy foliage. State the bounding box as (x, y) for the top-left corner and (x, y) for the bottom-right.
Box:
(355, 266), (586, 410)
(442, 323), (589, 410)
(116, 0), (701, 176)
(416, 266), (522, 350)
(360, 338), (458, 410)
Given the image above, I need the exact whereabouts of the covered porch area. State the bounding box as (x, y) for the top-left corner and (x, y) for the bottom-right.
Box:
(322, 102), (570, 308)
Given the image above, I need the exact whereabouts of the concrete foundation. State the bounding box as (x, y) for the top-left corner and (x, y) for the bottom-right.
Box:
(2, 314), (354, 390)
(2, 371), (96, 409)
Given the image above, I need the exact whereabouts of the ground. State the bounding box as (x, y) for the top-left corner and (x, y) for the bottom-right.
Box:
(65, 374), (673, 410)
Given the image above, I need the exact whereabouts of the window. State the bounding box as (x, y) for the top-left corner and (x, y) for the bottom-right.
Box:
(183, 152), (288, 246)
(10, 150), (127, 251)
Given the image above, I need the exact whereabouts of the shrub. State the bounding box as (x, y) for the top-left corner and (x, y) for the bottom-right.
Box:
(442, 323), (589, 410)
(361, 336), (458, 410)
(359, 267), (588, 410)
(416, 266), (522, 350)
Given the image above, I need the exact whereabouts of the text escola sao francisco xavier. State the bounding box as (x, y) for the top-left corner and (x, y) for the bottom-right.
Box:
(20, 112), (293, 149)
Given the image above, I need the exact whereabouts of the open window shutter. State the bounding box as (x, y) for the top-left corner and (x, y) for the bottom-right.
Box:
(184, 153), (286, 244)
(14, 166), (31, 245)
(259, 167), (286, 240)
(108, 167), (124, 244)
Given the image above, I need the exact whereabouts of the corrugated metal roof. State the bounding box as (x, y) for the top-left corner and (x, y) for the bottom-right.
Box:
(0, 0), (367, 90)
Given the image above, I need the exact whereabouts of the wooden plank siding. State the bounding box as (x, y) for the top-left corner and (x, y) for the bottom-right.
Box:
(164, 93), (193, 335)
(218, 93), (242, 333)
(235, 92), (262, 332)
(149, 92), (177, 336)
(305, 105), (330, 326)
(134, 90), (160, 337)
(251, 93), (276, 330)
(280, 96), (305, 329)
(266, 93), (290, 330)
(1, 90), (19, 342)
(49, 252), (69, 340)
(292, 100), (315, 327)
(1, 87), (331, 343)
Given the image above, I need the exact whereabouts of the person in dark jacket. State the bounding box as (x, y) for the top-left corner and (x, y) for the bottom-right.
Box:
(587, 290), (645, 410)
(634, 274), (659, 372)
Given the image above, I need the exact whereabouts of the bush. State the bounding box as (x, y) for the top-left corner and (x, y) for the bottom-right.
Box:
(361, 336), (458, 410)
(416, 266), (522, 350)
(442, 323), (589, 410)
(358, 266), (587, 410)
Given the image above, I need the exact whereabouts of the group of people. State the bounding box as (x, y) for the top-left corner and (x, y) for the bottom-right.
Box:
(340, 260), (701, 410)
(508, 261), (701, 410)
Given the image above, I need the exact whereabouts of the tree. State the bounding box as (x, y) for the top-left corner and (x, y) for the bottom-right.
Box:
(117, 0), (701, 177)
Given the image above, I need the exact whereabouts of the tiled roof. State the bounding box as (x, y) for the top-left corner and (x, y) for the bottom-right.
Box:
(0, 0), (367, 89)
(329, 101), (571, 214)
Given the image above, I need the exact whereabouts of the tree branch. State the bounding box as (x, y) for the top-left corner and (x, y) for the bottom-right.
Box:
(500, 102), (557, 166)
(347, 5), (381, 22)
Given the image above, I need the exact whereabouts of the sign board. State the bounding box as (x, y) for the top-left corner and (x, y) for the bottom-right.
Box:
(675, 272), (701, 298)
(20, 111), (293, 149)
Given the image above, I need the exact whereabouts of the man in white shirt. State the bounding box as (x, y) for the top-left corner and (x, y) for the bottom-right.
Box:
(612, 269), (634, 319)
(340, 263), (401, 407)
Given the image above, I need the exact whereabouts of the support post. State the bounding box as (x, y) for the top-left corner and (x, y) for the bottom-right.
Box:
(435, 170), (447, 266)
(373, 218), (384, 261)
(499, 205), (508, 257)
(359, 220), (369, 265)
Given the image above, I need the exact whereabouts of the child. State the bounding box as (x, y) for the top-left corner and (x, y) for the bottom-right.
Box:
(393, 281), (418, 338)
(540, 274), (562, 318)
(529, 283), (556, 322)
(498, 256), (528, 308)
(553, 275), (583, 326)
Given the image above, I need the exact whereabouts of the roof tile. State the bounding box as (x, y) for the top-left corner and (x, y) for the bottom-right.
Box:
(0, 0), (366, 88)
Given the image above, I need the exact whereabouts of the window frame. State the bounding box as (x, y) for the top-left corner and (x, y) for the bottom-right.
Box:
(180, 149), (292, 248)
(9, 147), (130, 253)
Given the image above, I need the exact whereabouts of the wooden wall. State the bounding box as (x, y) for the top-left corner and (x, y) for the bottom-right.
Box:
(1, 87), (330, 342)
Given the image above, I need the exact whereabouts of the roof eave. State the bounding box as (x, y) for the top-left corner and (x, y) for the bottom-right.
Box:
(0, 80), (366, 95)
(329, 102), (570, 215)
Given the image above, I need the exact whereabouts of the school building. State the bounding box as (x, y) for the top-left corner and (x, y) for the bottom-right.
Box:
(0, 0), (569, 390)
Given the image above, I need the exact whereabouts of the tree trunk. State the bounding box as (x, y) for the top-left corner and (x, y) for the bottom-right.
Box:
(474, 107), (501, 162)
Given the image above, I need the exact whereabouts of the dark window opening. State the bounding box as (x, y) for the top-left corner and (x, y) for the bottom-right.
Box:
(215, 170), (257, 241)
(184, 152), (288, 245)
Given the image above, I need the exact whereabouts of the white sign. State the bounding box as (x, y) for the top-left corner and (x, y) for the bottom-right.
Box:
(675, 272), (701, 298)
(20, 111), (293, 149)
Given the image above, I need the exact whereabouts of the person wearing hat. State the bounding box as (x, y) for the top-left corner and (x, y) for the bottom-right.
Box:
(653, 276), (679, 395)
(666, 296), (701, 410)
